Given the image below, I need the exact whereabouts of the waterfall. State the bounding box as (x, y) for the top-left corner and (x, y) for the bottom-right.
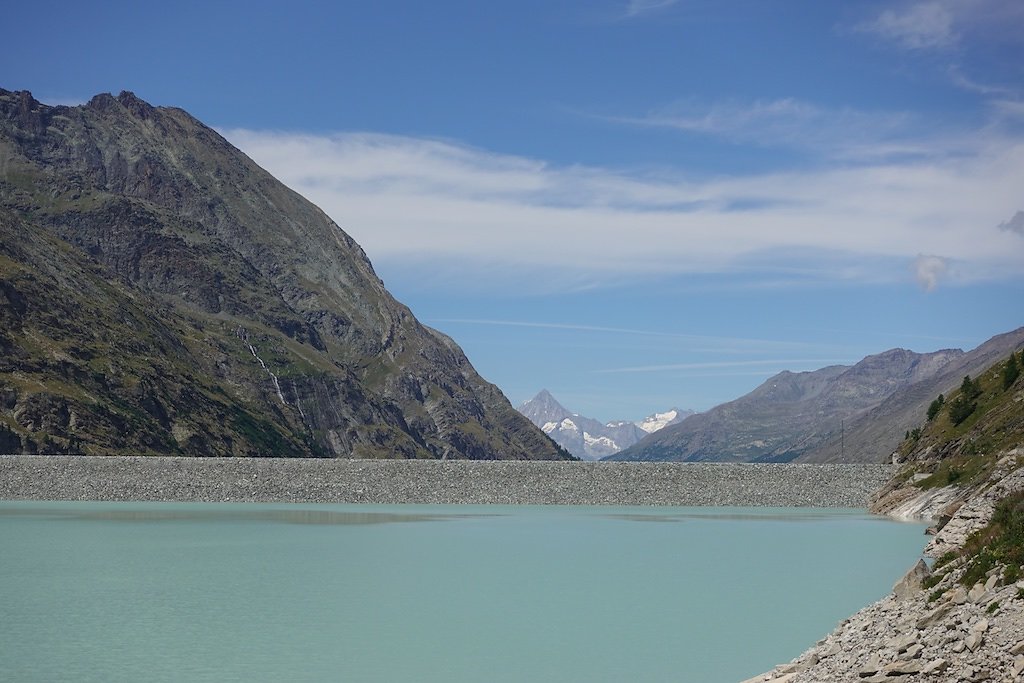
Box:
(235, 328), (298, 416)
(247, 343), (287, 406)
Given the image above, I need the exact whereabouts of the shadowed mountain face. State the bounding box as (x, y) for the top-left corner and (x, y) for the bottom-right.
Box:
(0, 89), (569, 459)
(609, 347), (966, 463)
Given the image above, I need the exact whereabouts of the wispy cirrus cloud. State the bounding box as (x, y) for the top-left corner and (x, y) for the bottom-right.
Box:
(607, 98), (921, 160)
(224, 123), (1024, 293)
(947, 66), (1018, 97)
(430, 318), (823, 351)
(597, 359), (851, 374)
(623, 0), (679, 18)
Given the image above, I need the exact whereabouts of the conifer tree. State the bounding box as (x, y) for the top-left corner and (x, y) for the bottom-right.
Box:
(1004, 354), (1020, 390)
(960, 375), (981, 400)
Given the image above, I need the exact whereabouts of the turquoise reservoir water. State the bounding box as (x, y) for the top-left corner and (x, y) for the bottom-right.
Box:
(0, 502), (926, 683)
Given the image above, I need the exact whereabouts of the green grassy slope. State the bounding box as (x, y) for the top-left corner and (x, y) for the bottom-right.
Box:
(877, 349), (1024, 590)
(894, 348), (1024, 489)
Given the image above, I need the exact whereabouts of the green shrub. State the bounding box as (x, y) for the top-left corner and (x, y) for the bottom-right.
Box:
(986, 600), (1000, 614)
(927, 394), (945, 420)
(960, 491), (1024, 587)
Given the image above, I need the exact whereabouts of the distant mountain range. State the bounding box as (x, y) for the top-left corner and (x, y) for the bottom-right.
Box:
(517, 390), (692, 460)
(800, 327), (1024, 463)
(609, 329), (1024, 462)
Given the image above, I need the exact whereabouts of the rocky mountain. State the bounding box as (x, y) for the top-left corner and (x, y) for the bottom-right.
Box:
(609, 347), (965, 462)
(517, 389), (572, 427)
(517, 390), (691, 460)
(800, 326), (1024, 463)
(765, 348), (1024, 683)
(0, 88), (569, 460)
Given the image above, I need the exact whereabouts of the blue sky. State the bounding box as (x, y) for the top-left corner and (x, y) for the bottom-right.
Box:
(5, 0), (1024, 420)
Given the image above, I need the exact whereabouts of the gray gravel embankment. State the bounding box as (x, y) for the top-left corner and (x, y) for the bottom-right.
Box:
(0, 456), (893, 507)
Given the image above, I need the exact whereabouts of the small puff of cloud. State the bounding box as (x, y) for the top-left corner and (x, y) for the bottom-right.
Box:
(862, 1), (956, 49)
(998, 210), (1024, 236)
(913, 254), (949, 291)
(859, 0), (1024, 52)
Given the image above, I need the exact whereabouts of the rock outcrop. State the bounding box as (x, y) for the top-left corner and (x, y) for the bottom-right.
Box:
(0, 88), (569, 460)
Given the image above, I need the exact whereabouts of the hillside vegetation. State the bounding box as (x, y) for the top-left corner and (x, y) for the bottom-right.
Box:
(875, 348), (1024, 590)
(894, 348), (1024, 490)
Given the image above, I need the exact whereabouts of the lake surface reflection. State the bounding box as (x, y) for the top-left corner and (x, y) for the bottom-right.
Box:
(0, 501), (926, 683)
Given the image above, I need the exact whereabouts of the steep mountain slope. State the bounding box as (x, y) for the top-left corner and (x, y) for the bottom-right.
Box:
(768, 349), (1024, 683)
(801, 327), (1024, 463)
(0, 88), (568, 459)
(517, 390), (691, 459)
(610, 347), (963, 462)
(868, 349), (1024, 543)
(889, 347), (1024, 484)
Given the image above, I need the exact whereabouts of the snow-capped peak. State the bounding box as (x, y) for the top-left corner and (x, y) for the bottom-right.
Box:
(636, 409), (681, 434)
(518, 389), (692, 460)
(583, 432), (618, 450)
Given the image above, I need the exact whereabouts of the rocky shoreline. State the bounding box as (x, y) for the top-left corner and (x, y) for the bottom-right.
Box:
(746, 456), (1024, 683)
(0, 456), (892, 507)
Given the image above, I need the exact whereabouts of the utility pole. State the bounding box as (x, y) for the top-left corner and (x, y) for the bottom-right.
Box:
(841, 419), (845, 460)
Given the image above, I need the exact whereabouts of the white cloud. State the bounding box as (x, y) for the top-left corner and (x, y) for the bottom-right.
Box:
(611, 98), (919, 159)
(597, 359), (852, 373)
(865, 2), (957, 49)
(948, 67), (1018, 97)
(624, 0), (679, 18)
(992, 100), (1024, 124)
(857, 0), (1024, 51)
(430, 318), (824, 351)
(223, 125), (1024, 292)
(998, 210), (1024, 236)
(913, 254), (949, 291)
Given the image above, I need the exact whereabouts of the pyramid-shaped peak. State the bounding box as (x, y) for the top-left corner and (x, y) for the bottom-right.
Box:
(518, 390), (572, 426)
